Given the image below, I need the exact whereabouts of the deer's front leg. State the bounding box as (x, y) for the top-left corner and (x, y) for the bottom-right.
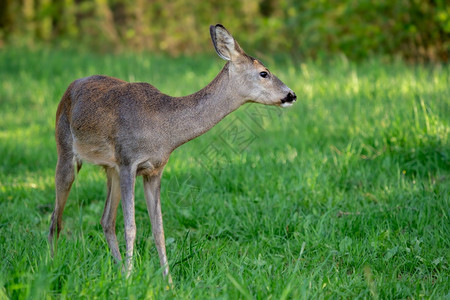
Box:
(119, 166), (137, 276)
(143, 172), (172, 284)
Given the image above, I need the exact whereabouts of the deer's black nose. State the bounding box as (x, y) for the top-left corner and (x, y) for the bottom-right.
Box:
(282, 92), (297, 103)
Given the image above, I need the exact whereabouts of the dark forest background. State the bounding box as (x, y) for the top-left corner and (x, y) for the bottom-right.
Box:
(0, 0), (448, 61)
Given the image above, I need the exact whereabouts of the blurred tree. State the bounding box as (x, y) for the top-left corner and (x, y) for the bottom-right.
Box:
(23, 0), (36, 39)
(95, 0), (119, 44)
(37, 0), (52, 40)
(0, 0), (13, 43)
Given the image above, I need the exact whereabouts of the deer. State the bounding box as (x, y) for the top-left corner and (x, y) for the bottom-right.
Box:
(48, 24), (296, 283)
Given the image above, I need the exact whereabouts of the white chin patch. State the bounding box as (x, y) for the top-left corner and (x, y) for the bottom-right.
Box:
(281, 101), (294, 108)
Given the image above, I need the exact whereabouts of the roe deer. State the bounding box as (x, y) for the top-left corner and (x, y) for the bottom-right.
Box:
(48, 24), (296, 282)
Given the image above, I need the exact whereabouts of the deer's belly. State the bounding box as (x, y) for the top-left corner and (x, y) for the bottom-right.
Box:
(73, 139), (117, 168)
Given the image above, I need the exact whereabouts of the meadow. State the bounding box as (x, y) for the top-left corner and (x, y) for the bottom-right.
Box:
(0, 47), (448, 299)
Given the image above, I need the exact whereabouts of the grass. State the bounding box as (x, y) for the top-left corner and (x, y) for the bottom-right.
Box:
(0, 47), (449, 299)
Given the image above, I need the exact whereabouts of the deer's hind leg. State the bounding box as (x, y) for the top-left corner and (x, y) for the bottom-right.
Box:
(119, 165), (137, 276)
(143, 171), (172, 284)
(101, 167), (122, 262)
(48, 118), (80, 256)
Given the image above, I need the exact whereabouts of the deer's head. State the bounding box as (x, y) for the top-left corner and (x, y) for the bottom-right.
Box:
(210, 24), (296, 107)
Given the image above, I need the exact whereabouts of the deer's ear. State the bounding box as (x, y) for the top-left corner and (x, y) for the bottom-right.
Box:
(210, 24), (244, 61)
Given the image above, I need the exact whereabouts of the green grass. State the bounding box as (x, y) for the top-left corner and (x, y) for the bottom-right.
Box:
(0, 47), (449, 299)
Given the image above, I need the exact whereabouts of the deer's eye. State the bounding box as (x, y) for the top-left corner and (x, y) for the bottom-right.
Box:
(259, 71), (268, 78)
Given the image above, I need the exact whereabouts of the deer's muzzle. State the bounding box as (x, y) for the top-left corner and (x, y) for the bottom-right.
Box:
(281, 92), (296, 107)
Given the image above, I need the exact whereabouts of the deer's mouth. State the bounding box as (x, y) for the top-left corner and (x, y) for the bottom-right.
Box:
(280, 92), (296, 107)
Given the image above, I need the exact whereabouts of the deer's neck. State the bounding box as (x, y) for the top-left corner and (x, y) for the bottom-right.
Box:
(165, 63), (243, 150)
